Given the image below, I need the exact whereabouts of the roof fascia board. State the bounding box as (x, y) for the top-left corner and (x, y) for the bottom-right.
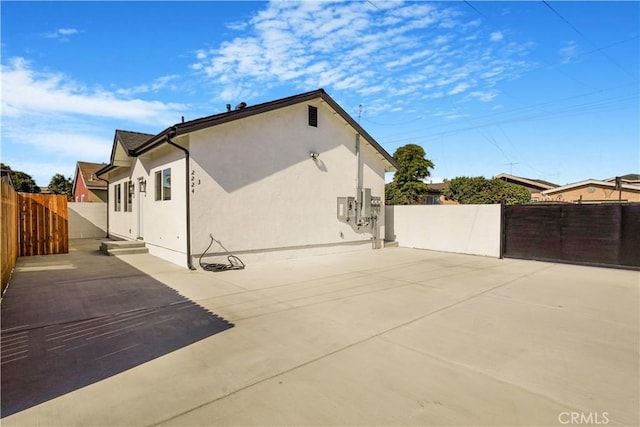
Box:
(71, 163), (80, 195)
(495, 173), (556, 190)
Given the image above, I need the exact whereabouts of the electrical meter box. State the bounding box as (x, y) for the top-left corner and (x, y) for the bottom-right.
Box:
(360, 188), (372, 218)
(371, 196), (381, 210)
(337, 197), (356, 222)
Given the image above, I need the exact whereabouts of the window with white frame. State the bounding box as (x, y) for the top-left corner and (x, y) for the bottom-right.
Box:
(124, 181), (133, 212)
(155, 168), (171, 201)
(114, 184), (121, 211)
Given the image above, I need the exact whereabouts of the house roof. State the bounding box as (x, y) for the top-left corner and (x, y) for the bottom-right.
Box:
(427, 182), (448, 192)
(494, 173), (558, 191)
(604, 174), (640, 183)
(99, 89), (399, 176)
(98, 130), (156, 176)
(115, 129), (156, 153)
(542, 179), (640, 195)
(75, 161), (108, 190)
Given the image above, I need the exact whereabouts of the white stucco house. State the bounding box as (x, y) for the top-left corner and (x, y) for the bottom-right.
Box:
(97, 89), (399, 269)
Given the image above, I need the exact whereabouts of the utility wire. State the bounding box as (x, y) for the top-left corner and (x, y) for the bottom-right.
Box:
(542, 1), (638, 82)
(378, 82), (638, 144)
(383, 92), (638, 146)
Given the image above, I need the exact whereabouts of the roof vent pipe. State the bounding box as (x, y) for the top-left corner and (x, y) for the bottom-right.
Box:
(226, 104), (231, 112)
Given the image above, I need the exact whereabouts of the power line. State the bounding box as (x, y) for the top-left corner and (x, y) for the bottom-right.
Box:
(382, 91), (638, 146)
(377, 83), (638, 145)
(542, 1), (638, 82)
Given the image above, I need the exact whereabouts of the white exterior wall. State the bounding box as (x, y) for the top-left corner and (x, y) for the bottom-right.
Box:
(188, 100), (387, 263)
(68, 202), (107, 239)
(386, 205), (502, 257)
(107, 146), (188, 267)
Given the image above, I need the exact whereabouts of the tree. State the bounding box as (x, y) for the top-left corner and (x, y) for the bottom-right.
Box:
(48, 173), (73, 199)
(0, 163), (40, 193)
(444, 176), (531, 205)
(385, 144), (435, 205)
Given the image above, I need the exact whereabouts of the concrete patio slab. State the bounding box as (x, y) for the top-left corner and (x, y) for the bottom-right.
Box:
(2, 239), (638, 426)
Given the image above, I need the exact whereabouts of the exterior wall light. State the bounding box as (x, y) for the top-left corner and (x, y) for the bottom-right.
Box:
(310, 152), (320, 160)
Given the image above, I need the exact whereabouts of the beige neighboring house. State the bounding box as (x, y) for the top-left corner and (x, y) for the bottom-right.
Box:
(604, 173), (640, 186)
(540, 178), (640, 203)
(494, 173), (558, 201)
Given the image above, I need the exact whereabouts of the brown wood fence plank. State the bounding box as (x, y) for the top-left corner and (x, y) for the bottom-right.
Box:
(18, 193), (68, 257)
(1, 180), (19, 294)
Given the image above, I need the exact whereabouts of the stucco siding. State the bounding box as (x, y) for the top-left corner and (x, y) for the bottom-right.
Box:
(107, 147), (188, 266)
(386, 204), (502, 257)
(68, 202), (107, 238)
(188, 101), (385, 259)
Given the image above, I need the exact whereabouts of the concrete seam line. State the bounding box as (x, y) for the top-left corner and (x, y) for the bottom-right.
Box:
(381, 337), (619, 424)
(150, 264), (552, 426)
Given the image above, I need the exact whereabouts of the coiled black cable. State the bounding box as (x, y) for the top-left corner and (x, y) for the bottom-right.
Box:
(198, 235), (245, 272)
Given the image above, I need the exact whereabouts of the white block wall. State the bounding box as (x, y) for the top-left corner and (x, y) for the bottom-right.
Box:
(385, 205), (502, 257)
(68, 202), (108, 239)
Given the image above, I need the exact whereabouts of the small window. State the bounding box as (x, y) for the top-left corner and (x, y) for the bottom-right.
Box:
(155, 171), (162, 201)
(308, 105), (318, 127)
(162, 169), (171, 200)
(155, 168), (172, 201)
(114, 184), (121, 211)
(124, 181), (133, 212)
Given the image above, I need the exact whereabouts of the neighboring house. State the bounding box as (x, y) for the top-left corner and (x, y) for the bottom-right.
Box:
(540, 179), (640, 203)
(424, 182), (458, 205)
(494, 173), (558, 201)
(72, 161), (110, 202)
(97, 89), (399, 268)
(604, 174), (640, 186)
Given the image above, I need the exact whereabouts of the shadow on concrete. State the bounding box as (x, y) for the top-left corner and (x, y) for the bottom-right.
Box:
(0, 240), (233, 417)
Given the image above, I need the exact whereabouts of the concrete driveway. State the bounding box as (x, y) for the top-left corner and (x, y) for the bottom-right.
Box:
(2, 239), (638, 426)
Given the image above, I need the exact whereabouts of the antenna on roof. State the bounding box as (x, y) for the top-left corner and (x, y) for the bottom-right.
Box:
(505, 162), (519, 175)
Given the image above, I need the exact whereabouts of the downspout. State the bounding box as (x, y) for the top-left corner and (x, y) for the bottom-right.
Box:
(166, 128), (196, 270)
(97, 176), (110, 238)
(355, 133), (362, 222)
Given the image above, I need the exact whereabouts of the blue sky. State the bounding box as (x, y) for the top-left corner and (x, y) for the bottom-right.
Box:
(1, 1), (638, 187)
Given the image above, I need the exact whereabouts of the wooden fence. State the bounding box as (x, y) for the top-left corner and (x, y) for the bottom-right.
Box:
(18, 193), (69, 257)
(1, 180), (19, 294)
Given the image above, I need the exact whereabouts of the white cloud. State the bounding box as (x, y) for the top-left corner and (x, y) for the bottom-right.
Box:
(490, 31), (504, 42)
(559, 40), (579, 64)
(190, 1), (534, 108)
(448, 82), (473, 96)
(0, 58), (188, 185)
(57, 28), (79, 36)
(116, 74), (180, 97)
(2, 58), (185, 123)
(44, 27), (80, 41)
(470, 91), (498, 102)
